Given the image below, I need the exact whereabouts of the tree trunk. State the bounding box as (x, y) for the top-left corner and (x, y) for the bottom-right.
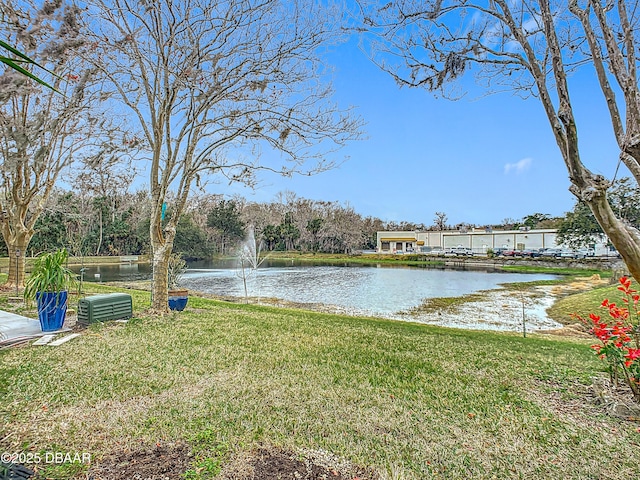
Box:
(96, 209), (103, 256)
(576, 180), (640, 281)
(149, 213), (176, 314)
(6, 230), (31, 289)
(150, 243), (172, 313)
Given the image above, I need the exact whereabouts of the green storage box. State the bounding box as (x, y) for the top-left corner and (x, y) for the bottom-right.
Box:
(77, 293), (132, 325)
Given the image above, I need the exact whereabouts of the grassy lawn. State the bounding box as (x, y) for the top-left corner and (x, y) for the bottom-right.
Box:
(1, 283), (639, 479)
(547, 282), (625, 324)
(500, 264), (611, 277)
(264, 251), (448, 268)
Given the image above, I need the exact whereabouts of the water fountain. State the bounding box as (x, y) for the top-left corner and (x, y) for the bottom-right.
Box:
(237, 225), (267, 303)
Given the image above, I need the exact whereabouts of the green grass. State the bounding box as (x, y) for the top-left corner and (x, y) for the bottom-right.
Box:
(401, 293), (487, 314)
(547, 283), (622, 324)
(0, 255), (150, 271)
(265, 251), (447, 267)
(500, 265), (611, 276)
(1, 286), (639, 479)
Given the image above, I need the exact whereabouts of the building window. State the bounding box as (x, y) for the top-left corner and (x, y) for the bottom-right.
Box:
(381, 242), (390, 251)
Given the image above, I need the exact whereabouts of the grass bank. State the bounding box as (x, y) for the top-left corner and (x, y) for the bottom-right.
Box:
(500, 264), (611, 277)
(1, 284), (639, 479)
(256, 252), (616, 277)
(262, 251), (447, 267)
(402, 272), (606, 318)
(0, 255), (150, 271)
(547, 283), (623, 324)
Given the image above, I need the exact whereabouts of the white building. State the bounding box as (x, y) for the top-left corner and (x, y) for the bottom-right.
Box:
(376, 228), (563, 254)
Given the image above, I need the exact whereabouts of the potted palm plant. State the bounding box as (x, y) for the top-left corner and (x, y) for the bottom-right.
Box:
(24, 249), (77, 332)
(167, 253), (188, 311)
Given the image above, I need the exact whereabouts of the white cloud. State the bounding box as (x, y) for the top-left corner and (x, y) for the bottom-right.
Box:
(504, 157), (532, 175)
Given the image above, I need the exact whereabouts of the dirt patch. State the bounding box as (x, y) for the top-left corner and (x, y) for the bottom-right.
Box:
(87, 444), (375, 480)
(219, 447), (377, 480)
(548, 274), (609, 297)
(539, 322), (591, 338)
(88, 442), (193, 480)
(526, 375), (640, 436)
(589, 377), (640, 420)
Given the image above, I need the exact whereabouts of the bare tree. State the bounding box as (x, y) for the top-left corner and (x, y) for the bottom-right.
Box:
(358, 0), (640, 280)
(501, 217), (522, 230)
(74, 151), (138, 255)
(86, 0), (362, 312)
(433, 211), (448, 231)
(0, 0), (116, 287)
(325, 203), (363, 253)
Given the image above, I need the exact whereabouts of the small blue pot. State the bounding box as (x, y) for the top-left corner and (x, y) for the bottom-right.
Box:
(168, 290), (188, 311)
(36, 291), (68, 332)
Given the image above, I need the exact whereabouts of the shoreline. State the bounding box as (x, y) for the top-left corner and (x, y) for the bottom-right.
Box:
(169, 275), (607, 335)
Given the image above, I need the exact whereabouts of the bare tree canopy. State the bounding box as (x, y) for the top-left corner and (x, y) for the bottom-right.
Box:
(357, 0), (640, 280)
(433, 211), (448, 230)
(86, 0), (363, 311)
(0, 0), (118, 287)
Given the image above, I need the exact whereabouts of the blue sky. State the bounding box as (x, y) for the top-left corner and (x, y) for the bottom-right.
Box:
(219, 37), (624, 228)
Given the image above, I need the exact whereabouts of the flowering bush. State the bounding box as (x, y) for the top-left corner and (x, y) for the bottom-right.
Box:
(573, 277), (640, 401)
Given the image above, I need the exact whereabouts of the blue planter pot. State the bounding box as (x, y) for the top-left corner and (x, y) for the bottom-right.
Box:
(168, 290), (188, 311)
(36, 291), (68, 332)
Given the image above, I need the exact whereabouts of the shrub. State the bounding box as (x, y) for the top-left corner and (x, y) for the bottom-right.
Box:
(573, 277), (640, 401)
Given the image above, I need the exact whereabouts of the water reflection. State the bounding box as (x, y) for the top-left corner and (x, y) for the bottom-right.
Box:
(71, 263), (152, 283)
(180, 261), (557, 318)
(73, 260), (560, 331)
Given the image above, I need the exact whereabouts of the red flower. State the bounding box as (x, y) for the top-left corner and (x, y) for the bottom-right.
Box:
(611, 322), (631, 337)
(606, 303), (629, 320)
(624, 348), (640, 368)
(619, 276), (632, 293)
(591, 323), (611, 342)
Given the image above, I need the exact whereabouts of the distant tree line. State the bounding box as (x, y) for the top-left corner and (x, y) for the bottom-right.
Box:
(1, 189), (386, 259)
(4, 178), (637, 260)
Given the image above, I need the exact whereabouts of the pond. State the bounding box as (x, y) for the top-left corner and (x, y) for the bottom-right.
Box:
(184, 260), (561, 330)
(74, 260), (562, 331)
(73, 262), (153, 283)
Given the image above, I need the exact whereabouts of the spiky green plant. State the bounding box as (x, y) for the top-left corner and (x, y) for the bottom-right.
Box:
(23, 249), (77, 302)
(167, 253), (187, 290)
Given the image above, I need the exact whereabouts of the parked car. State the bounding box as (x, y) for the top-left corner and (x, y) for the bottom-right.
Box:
(492, 247), (507, 256)
(539, 248), (562, 258)
(452, 247), (473, 256)
(558, 248), (594, 259)
(502, 249), (518, 256)
(577, 248), (595, 257)
(427, 247), (445, 256)
(521, 249), (542, 258)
